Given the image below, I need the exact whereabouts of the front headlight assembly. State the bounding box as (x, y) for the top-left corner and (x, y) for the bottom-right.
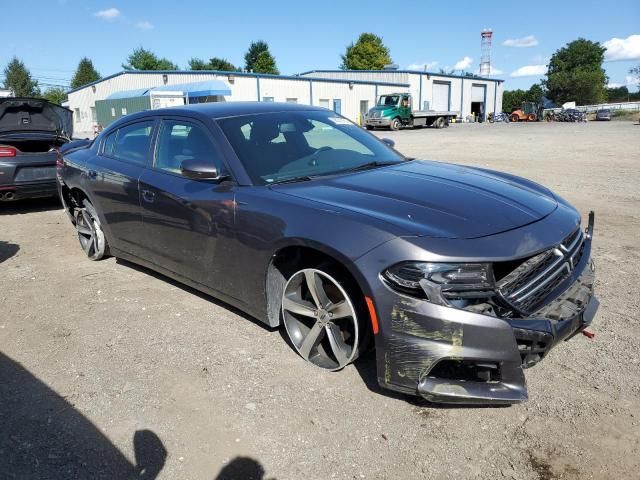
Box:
(382, 262), (496, 309)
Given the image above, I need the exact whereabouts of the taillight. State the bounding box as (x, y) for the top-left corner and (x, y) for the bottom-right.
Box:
(0, 146), (17, 157)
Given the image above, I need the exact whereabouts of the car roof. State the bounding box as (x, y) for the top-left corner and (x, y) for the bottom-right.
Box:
(138, 101), (327, 120)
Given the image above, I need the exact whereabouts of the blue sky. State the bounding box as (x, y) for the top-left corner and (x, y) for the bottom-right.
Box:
(2, 0), (639, 92)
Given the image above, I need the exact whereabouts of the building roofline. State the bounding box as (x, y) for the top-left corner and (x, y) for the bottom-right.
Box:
(297, 69), (504, 83)
(67, 70), (410, 95)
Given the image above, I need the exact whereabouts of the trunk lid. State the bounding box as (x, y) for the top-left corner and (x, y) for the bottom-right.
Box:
(0, 97), (73, 138)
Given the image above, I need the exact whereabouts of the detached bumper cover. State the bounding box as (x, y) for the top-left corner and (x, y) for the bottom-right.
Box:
(367, 215), (598, 405)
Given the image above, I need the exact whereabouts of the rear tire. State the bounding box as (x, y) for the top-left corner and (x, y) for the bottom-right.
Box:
(390, 117), (401, 131)
(511, 114), (520, 122)
(434, 116), (446, 129)
(74, 199), (109, 261)
(366, 125), (374, 130)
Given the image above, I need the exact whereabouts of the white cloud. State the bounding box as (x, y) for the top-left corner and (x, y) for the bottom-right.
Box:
(407, 61), (438, 71)
(625, 75), (640, 86)
(475, 66), (504, 76)
(135, 21), (154, 30)
(604, 34), (640, 61)
(510, 64), (547, 77)
(94, 8), (120, 20)
(503, 35), (539, 48)
(608, 76), (640, 89)
(454, 56), (472, 71)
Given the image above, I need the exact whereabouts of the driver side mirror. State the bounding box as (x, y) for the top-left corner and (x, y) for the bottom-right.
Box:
(381, 138), (395, 148)
(181, 159), (229, 182)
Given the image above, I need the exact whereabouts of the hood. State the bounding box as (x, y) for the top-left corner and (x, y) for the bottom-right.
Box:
(368, 105), (398, 116)
(274, 160), (558, 239)
(0, 97), (73, 138)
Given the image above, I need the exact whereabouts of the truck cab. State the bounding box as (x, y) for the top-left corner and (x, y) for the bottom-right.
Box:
(366, 93), (456, 131)
(366, 93), (410, 130)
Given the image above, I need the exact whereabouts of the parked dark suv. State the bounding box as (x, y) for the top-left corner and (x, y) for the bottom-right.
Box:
(57, 102), (599, 405)
(0, 97), (73, 201)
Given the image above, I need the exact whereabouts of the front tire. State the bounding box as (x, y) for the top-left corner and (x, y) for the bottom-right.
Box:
(281, 267), (364, 371)
(390, 117), (401, 131)
(511, 114), (520, 122)
(74, 199), (109, 261)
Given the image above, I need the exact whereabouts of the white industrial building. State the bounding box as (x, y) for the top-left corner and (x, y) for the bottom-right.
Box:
(66, 69), (503, 137)
(300, 69), (503, 121)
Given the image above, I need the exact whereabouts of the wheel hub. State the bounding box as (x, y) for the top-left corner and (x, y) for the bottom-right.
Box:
(282, 268), (359, 371)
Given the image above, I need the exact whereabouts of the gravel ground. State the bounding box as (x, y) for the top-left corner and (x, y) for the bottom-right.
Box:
(1, 121), (639, 480)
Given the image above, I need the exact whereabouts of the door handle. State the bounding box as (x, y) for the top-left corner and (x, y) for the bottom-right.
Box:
(87, 169), (97, 179)
(142, 189), (155, 203)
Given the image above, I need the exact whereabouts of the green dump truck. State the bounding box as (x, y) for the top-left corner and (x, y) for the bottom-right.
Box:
(365, 93), (458, 130)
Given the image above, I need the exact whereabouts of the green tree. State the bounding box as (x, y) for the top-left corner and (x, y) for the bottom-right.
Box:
(252, 51), (278, 74)
(543, 38), (607, 105)
(122, 47), (178, 70)
(502, 89), (527, 112)
(208, 57), (239, 72)
(188, 58), (208, 70)
(3, 57), (39, 97)
(189, 57), (239, 72)
(502, 83), (545, 112)
(42, 87), (68, 105)
(70, 57), (100, 89)
(606, 85), (629, 102)
(244, 41), (279, 74)
(341, 33), (392, 70)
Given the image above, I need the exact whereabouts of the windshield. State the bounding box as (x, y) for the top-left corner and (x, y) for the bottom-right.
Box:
(377, 95), (400, 107)
(217, 110), (404, 185)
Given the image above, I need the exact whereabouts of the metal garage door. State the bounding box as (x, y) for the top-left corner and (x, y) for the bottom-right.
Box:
(471, 85), (486, 103)
(432, 82), (450, 111)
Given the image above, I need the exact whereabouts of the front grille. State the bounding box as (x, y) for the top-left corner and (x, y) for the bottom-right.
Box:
(497, 228), (585, 314)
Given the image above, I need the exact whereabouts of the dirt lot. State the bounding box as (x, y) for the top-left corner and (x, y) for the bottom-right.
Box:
(1, 121), (639, 479)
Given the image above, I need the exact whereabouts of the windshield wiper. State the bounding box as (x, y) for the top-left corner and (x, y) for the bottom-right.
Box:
(341, 161), (398, 173)
(269, 175), (314, 185)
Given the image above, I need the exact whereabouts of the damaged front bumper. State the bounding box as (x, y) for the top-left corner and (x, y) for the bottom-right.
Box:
(361, 215), (598, 406)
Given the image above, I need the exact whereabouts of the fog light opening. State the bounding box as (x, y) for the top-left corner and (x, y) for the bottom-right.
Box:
(428, 360), (502, 383)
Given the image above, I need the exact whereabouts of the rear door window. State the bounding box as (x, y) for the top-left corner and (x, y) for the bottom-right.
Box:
(103, 130), (118, 156)
(109, 121), (154, 165)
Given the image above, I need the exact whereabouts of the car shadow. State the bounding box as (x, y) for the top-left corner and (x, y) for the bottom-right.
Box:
(0, 352), (167, 479)
(215, 456), (272, 480)
(0, 197), (61, 215)
(0, 240), (19, 263)
(115, 258), (275, 333)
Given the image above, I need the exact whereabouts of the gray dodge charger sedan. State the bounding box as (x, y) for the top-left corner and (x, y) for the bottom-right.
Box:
(57, 102), (598, 405)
